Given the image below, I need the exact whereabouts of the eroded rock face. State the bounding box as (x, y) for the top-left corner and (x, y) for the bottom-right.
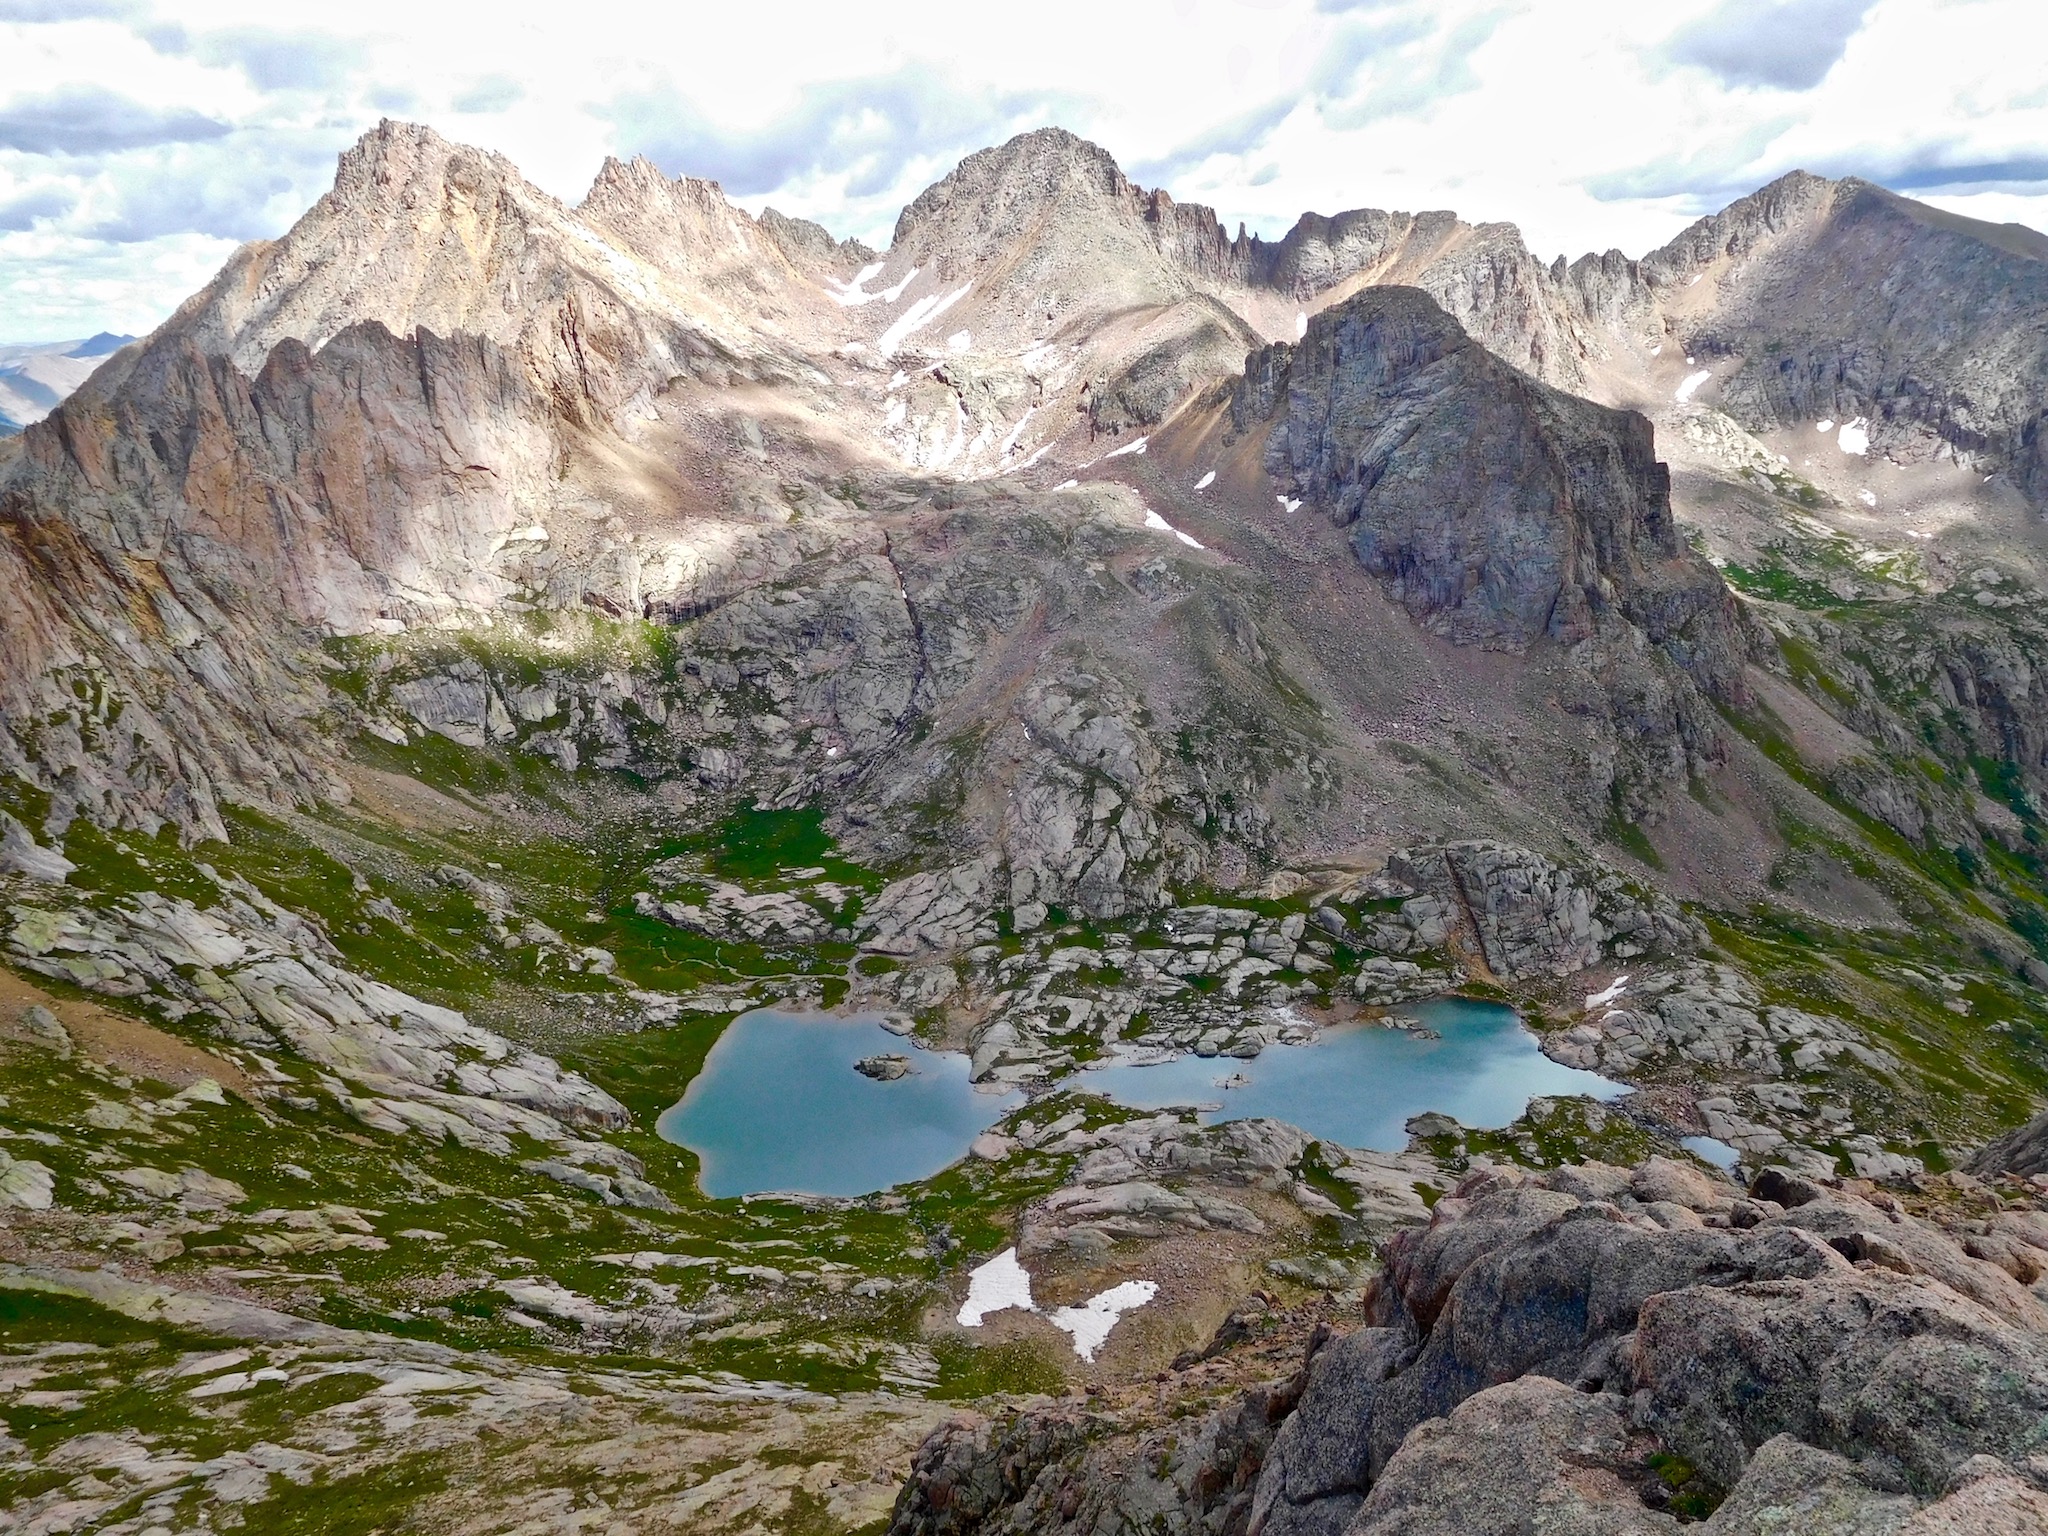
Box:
(1229, 286), (1760, 816)
(1374, 840), (1701, 981)
(1346, 1376), (1676, 1536)
(4, 883), (629, 1146)
(1235, 287), (1753, 692)
(1550, 962), (1894, 1088)
(1973, 1106), (2048, 1178)
(887, 1386), (1296, 1536)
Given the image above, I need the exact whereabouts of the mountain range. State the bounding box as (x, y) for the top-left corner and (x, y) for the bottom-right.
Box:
(4, 121), (2048, 1534)
(0, 331), (134, 434)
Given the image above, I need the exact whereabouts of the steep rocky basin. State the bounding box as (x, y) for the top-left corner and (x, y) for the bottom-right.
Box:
(658, 1011), (1020, 1197)
(1080, 998), (1623, 1149)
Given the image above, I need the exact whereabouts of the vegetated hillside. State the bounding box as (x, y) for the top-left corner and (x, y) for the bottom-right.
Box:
(4, 122), (2048, 1535)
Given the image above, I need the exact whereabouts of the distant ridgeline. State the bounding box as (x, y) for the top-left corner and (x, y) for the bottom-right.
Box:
(0, 331), (135, 434)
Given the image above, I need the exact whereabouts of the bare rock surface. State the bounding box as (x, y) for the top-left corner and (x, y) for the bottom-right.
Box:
(1647, 171), (2048, 500)
(1971, 1105), (2048, 1179)
(4, 881), (629, 1146)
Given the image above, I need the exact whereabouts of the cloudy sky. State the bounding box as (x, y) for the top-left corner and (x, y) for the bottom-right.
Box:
(2, 0), (2043, 341)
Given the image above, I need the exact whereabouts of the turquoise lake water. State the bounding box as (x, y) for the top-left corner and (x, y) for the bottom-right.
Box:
(657, 1010), (1021, 1198)
(659, 997), (1627, 1197)
(1079, 997), (1626, 1150)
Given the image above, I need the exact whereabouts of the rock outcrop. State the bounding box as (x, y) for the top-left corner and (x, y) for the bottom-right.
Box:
(4, 883), (630, 1145)
(1973, 1105), (2048, 1179)
(1229, 284), (1764, 813)
(1359, 840), (1700, 981)
(1259, 1160), (2048, 1533)
(891, 1158), (2048, 1536)
(1235, 287), (1752, 690)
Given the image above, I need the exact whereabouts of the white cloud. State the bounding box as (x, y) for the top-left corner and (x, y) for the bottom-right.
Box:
(1664, 0), (1874, 92)
(0, 0), (2042, 341)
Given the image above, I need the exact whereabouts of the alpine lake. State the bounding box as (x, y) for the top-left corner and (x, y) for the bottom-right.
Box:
(660, 997), (1625, 1197)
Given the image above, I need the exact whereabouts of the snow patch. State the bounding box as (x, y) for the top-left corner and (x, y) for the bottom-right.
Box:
(887, 371), (909, 392)
(957, 1248), (1035, 1325)
(1105, 437), (1148, 459)
(999, 407), (1036, 457)
(1837, 418), (1870, 456)
(956, 1250), (1157, 1359)
(1295, 311), (1308, 339)
(1194, 471), (1216, 490)
(947, 330), (972, 353)
(1005, 441), (1054, 475)
(1144, 509), (1205, 550)
(878, 283), (971, 356)
(1277, 495), (1302, 513)
(1650, 344), (1662, 357)
(1049, 1281), (1158, 1361)
(827, 261), (888, 307)
(1585, 975), (1629, 1010)
(1816, 420), (1834, 434)
(1857, 489), (1877, 507)
(1055, 480), (1078, 491)
(1674, 370), (1712, 403)
(1144, 510), (1173, 533)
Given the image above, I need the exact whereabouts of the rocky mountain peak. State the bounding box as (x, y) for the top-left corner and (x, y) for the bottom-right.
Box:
(1231, 282), (1754, 763)
(893, 127), (1311, 309)
(576, 151), (755, 238)
(175, 118), (581, 373)
(890, 126), (1134, 250)
(580, 151), (682, 207)
(1832, 172), (2048, 263)
(1646, 168), (1838, 280)
(327, 117), (527, 214)
(1648, 161), (2048, 497)
(757, 205), (875, 271)
(575, 151), (803, 291)
(869, 126), (1211, 358)
(1235, 283), (1686, 652)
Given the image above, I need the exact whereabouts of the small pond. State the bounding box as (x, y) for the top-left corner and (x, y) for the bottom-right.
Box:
(1080, 997), (1625, 1151)
(658, 1010), (1020, 1198)
(1682, 1135), (1741, 1169)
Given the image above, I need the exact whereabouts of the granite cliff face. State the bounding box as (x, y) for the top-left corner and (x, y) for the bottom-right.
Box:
(1229, 285), (1758, 813)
